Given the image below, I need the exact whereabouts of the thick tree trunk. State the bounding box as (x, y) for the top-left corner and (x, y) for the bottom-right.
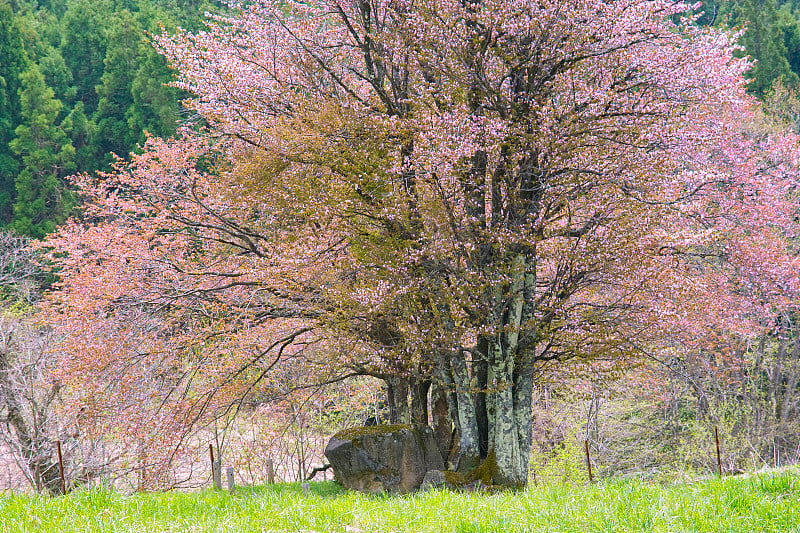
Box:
(431, 352), (455, 463)
(514, 362), (534, 468)
(484, 254), (533, 486)
(451, 349), (481, 472)
(447, 370), (462, 466)
(485, 346), (530, 486)
(386, 377), (409, 424)
(475, 337), (489, 458)
(410, 378), (430, 426)
(431, 379), (452, 462)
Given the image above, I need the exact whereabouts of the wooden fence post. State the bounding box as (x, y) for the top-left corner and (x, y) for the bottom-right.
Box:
(56, 440), (66, 495)
(584, 440), (594, 483)
(209, 444), (222, 490)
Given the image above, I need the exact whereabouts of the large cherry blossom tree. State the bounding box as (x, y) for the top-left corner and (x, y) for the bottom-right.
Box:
(45, 0), (800, 487)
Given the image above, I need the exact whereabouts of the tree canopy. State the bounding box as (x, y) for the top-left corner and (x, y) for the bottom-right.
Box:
(42, 0), (800, 487)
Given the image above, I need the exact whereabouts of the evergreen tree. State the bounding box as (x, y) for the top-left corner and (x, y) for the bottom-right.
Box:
(38, 46), (73, 103)
(59, 0), (110, 114)
(735, 0), (799, 97)
(695, 0), (729, 27)
(0, 0), (200, 232)
(777, 3), (800, 77)
(127, 39), (184, 146)
(9, 65), (74, 238)
(94, 10), (143, 163)
(61, 101), (94, 172)
(0, 1), (29, 223)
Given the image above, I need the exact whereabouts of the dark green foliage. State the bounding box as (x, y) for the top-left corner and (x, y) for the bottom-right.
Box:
(777, 4), (800, 76)
(59, 0), (110, 114)
(0, 0), (202, 236)
(734, 0), (799, 97)
(0, 1), (29, 222)
(695, 1), (731, 27)
(9, 64), (74, 238)
(689, 2), (800, 97)
(94, 10), (145, 164)
(94, 8), (186, 163)
(127, 41), (185, 145)
(61, 101), (94, 172)
(38, 46), (72, 101)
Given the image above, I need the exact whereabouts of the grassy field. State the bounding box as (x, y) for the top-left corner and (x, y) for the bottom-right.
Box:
(2, 469), (799, 532)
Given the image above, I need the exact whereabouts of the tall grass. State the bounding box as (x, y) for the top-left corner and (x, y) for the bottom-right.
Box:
(2, 469), (799, 532)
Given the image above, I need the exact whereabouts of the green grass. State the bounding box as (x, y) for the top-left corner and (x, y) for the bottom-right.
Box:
(2, 470), (800, 532)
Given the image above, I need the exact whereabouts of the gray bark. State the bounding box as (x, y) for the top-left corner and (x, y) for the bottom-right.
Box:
(430, 371), (453, 463)
(387, 377), (410, 424)
(451, 349), (480, 472)
(482, 254), (533, 486)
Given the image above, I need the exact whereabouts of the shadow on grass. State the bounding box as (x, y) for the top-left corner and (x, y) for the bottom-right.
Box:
(235, 480), (346, 498)
(234, 481), (427, 501)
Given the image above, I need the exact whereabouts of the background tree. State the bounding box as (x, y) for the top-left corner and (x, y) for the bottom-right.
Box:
(0, 0), (201, 236)
(0, 312), (63, 493)
(59, 0), (109, 116)
(0, 231), (118, 493)
(126, 44), (185, 147)
(10, 64), (74, 238)
(94, 10), (146, 166)
(734, 0), (799, 96)
(0, 1), (28, 222)
(0, 232), (61, 493)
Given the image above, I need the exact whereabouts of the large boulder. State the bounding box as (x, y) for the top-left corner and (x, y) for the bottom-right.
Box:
(324, 424), (444, 494)
(419, 469), (455, 491)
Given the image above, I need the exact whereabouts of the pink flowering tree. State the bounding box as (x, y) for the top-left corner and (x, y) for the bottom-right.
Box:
(46, 0), (800, 487)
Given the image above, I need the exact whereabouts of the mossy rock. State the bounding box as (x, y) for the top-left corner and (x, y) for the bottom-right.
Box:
(324, 424), (444, 494)
(333, 424), (410, 442)
(443, 470), (467, 486)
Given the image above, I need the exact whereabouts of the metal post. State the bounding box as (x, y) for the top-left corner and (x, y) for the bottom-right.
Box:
(714, 426), (722, 476)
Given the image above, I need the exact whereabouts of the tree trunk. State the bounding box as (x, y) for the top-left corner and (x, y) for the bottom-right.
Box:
(475, 337), (489, 458)
(386, 376), (409, 424)
(451, 349), (480, 472)
(484, 253), (532, 487)
(513, 362), (534, 475)
(410, 377), (430, 426)
(0, 349), (62, 494)
(431, 379), (452, 462)
(486, 344), (529, 487)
